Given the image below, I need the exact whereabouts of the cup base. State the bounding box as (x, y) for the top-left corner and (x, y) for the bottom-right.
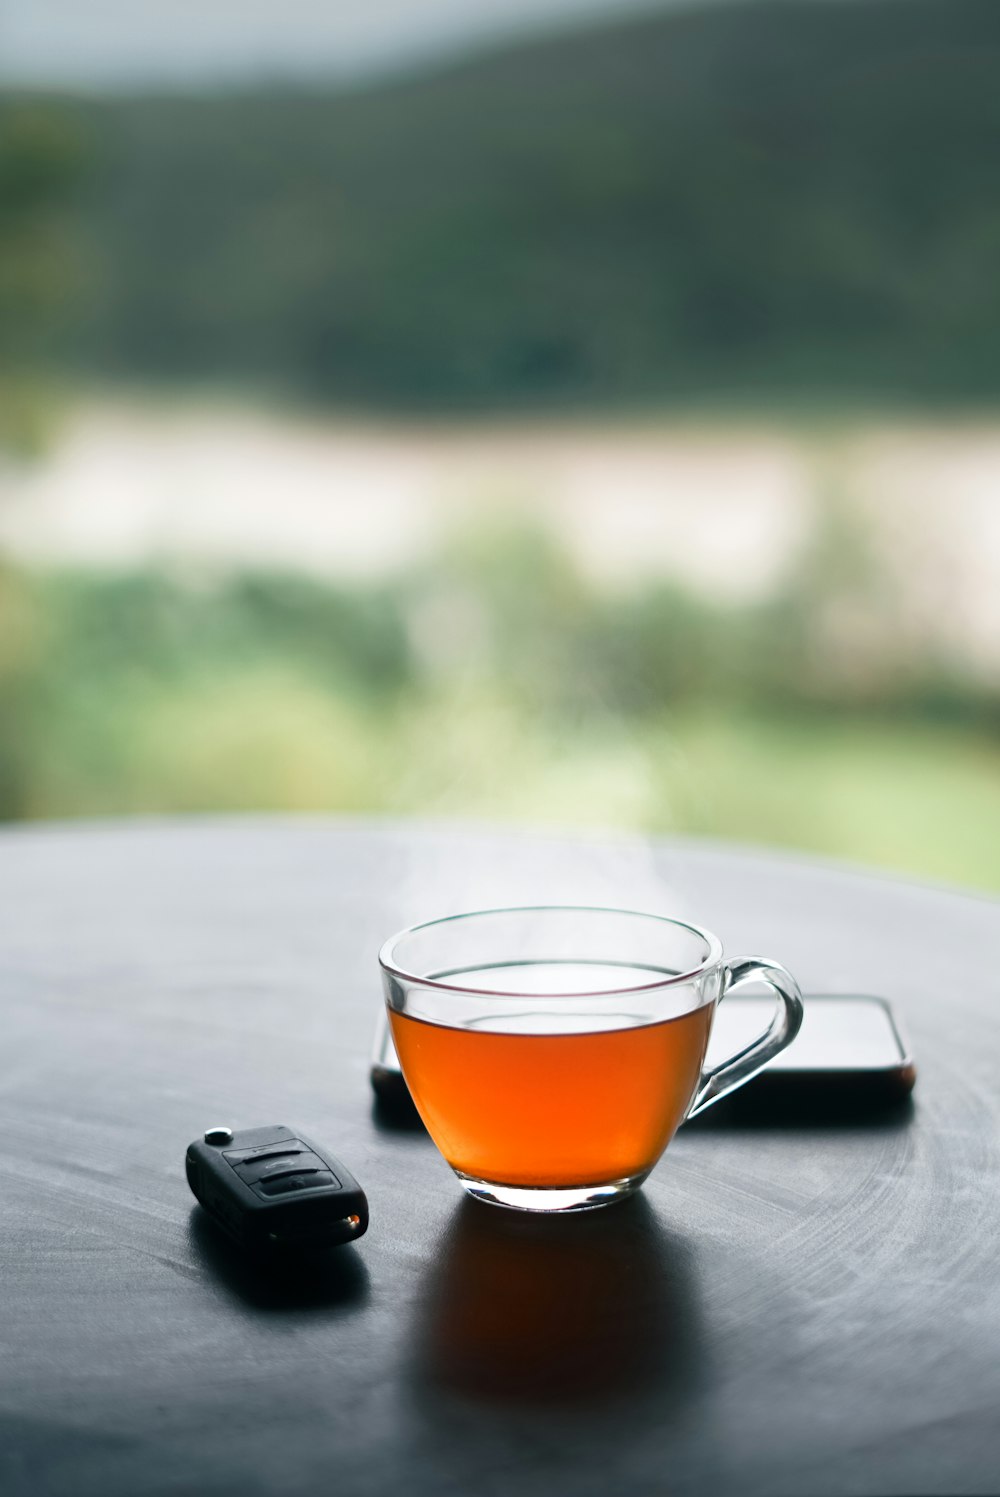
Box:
(455, 1172), (645, 1213)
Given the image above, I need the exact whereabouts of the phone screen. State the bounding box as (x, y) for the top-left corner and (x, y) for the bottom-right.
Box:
(708, 995), (910, 1073)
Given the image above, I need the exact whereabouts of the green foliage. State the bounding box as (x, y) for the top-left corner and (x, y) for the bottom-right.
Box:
(28, 0), (1000, 409)
(0, 562), (49, 816)
(1, 520), (998, 889)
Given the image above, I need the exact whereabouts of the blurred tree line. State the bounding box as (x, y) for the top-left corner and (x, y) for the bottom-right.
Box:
(0, 104), (87, 451)
(24, 0), (1000, 409)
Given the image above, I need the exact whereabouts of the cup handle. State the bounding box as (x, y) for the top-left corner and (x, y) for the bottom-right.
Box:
(687, 956), (804, 1119)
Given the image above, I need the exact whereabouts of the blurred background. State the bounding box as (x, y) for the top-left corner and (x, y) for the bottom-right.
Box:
(1, 0), (999, 889)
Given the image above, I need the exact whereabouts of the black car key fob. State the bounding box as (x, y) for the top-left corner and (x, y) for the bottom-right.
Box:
(186, 1125), (368, 1254)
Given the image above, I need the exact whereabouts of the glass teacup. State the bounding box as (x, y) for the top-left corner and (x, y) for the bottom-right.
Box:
(379, 906), (803, 1212)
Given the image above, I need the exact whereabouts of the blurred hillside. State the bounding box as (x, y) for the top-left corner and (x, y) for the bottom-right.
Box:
(29, 0), (1000, 409)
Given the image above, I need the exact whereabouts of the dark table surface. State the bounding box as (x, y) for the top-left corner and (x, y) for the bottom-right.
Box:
(2, 817), (999, 1497)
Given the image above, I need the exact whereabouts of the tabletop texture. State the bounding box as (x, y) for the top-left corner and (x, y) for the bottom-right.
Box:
(1, 817), (998, 1497)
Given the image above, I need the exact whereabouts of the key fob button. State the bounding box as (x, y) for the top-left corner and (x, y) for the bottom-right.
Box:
(235, 1151), (327, 1185)
(256, 1170), (336, 1197)
(224, 1142), (307, 1166)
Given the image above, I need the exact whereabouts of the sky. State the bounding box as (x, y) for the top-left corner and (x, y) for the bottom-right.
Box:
(0, 0), (780, 89)
(1, 0), (686, 88)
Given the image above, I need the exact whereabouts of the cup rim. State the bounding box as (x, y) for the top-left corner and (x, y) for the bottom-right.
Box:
(377, 904), (724, 999)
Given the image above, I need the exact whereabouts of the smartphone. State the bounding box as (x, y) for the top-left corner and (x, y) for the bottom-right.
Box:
(370, 995), (915, 1122)
(699, 993), (916, 1121)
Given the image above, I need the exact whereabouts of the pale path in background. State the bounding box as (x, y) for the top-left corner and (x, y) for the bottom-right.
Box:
(1, 399), (999, 678)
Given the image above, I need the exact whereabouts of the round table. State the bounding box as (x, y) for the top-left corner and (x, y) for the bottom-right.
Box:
(2, 818), (998, 1497)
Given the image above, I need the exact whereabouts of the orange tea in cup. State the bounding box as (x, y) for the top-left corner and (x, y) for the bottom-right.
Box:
(389, 998), (713, 1190)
